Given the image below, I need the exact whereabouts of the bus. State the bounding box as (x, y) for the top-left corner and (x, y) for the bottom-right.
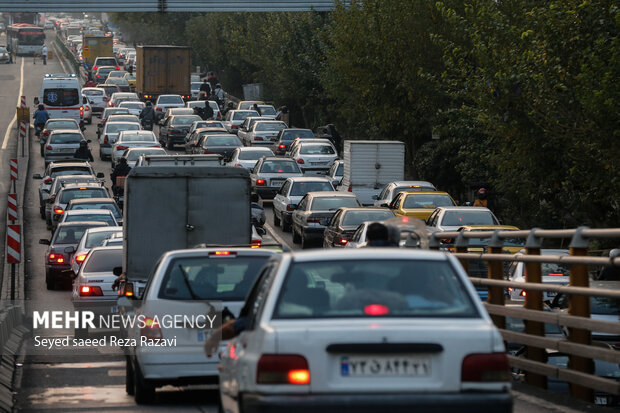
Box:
(7, 24), (45, 55)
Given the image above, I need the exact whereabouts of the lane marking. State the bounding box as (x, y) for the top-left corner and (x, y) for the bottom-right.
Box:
(1, 57), (24, 150)
(264, 222), (293, 250)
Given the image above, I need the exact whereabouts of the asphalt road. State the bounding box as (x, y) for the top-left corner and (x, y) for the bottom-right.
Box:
(6, 34), (604, 413)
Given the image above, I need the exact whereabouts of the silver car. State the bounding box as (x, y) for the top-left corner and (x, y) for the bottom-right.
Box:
(111, 130), (159, 166)
(222, 109), (259, 134)
(43, 130), (87, 166)
(289, 141), (339, 175)
(250, 156), (303, 200)
(373, 180), (437, 207)
(117, 100), (145, 116)
(99, 121), (141, 160)
(272, 176), (334, 232)
(45, 175), (105, 228)
(240, 120), (288, 147)
(81, 87), (108, 115)
(55, 209), (118, 234)
(426, 206), (500, 233)
(122, 147), (167, 167)
(225, 147), (274, 171)
(50, 183), (110, 231)
(70, 226), (123, 275)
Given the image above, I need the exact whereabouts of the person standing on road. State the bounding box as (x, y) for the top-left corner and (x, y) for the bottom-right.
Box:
(73, 140), (94, 162)
(41, 45), (48, 65)
(194, 100), (214, 120)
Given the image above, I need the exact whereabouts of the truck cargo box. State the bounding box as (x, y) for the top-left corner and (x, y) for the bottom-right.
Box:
(136, 45), (191, 99)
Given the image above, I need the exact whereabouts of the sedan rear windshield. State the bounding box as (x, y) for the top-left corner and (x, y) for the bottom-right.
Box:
(281, 130), (314, 141)
(69, 203), (121, 218)
(82, 89), (104, 96)
(273, 260), (479, 319)
(233, 111), (259, 120)
(260, 160), (300, 174)
(158, 96), (184, 104)
(290, 182), (333, 196)
(311, 197), (360, 211)
(126, 149), (166, 160)
(50, 134), (83, 144)
(341, 210), (394, 227)
(50, 168), (91, 178)
(119, 103), (144, 110)
(393, 186), (436, 197)
(106, 123), (140, 133)
(95, 58), (117, 66)
(83, 249), (122, 273)
(120, 133), (156, 142)
(53, 227), (89, 244)
(255, 122), (287, 132)
(300, 144), (335, 155)
(205, 136), (241, 146)
(441, 211), (498, 226)
(158, 255), (271, 301)
(85, 231), (121, 248)
(65, 214), (116, 226)
(403, 194), (454, 209)
(60, 188), (108, 203)
(47, 121), (79, 130)
(172, 116), (202, 126)
(238, 150), (271, 160)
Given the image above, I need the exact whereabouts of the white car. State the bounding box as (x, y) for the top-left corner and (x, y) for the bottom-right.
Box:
(373, 180), (437, 207)
(272, 176), (334, 232)
(118, 101), (145, 116)
(225, 147), (274, 171)
(122, 147), (167, 167)
(218, 249), (512, 413)
(426, 206), (500, 233)
(289, 141), (339, 175)
(240, 120), (288, 147)
(154, 94), (186, 118)
(222, 109), (259, 134)
(123, 247), (279, 404)
(99, 121), (141, 160)
(111, 130), (160, 166)
(81, 99), (93, 124)
(507, 249), (570, 301)
(81, 87), (108, 115)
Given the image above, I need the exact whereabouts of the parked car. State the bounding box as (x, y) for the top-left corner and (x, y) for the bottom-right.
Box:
(273, 177), (335, 232)
(43, 130), (87, 166)
(39, 118), (81, 156)
(225, 147), (274, 171)
(40, 222), (109, 290)
(111, 130), (159, 167)
(292, 192), (362, 249)
(323, 207), (395, 248)
(426, 206), (500, 233)
(289, 141), (339, 175)
(388, 191), (456, 221)
(373, 180), (437, 207)
(218, 249), (512, 413)
(81, 87), (108, 115)
(271, 128), (315, 155)
(159, 114), (203, 149)
(99, 121), (141, 160)
(238, 120), (288, 147)
(250, 157), (304, 200)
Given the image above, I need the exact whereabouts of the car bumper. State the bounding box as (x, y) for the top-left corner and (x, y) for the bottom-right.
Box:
(240, 392), (512, 413)
(168, 135), (187, 144)
(301, 167), (329, 175)
(72, 298), (117, 315)
(46, 264), (73, 278)
(137, 353), (220, 382)
(301, 226), (326, 239)
(255, 187), (280, 199)
(45, 153), (77, 163)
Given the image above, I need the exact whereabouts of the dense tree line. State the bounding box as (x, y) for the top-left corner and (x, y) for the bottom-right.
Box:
(111, 0), (620, 229)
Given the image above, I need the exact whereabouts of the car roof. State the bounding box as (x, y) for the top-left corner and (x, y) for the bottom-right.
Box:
(297, 141), (334, 146)
(46, 118), (78, 123)
(160, 247), (278, 260)
(59, 182), (106, 190)
(286, 176), (332, 183)
(306, 191), (357, 198)
(64, 209), (114, 215)
(196, 127), (228, 133)
(68, 198), (115, 205)
(49, 161), (91, 168)
(288, 248), (449, 263)
(49, 129), (83, 134)
(458, 225), (520, 231)
(56, 221), (108, 229)
(238, 146), (272, 151)
(401, 191), (450, 196)
(389, 180), (436, 187)
(261, 156), (296, 161)
(436, 206), (491, 212)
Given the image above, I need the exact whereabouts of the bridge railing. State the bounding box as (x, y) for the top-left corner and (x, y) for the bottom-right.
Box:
(429, 227), (620, 403)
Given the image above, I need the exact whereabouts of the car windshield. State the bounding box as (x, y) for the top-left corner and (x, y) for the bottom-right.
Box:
(82, 89), (104, 97)
(255, 122), (287, 132)
(238, 150), (271, 160)
(191, 82), (202, 90)
(85, 230), (121, 248)
(106, 123), (140, 133)
(50, 134), (83, 144)
(107, 116), (135, 123)
(126, 149), (166, 160)
(281, 130), (314, 141)
(393, 186), (436, 196)
(101, 86), (120, 96)
(273, 259), (478, 319)
(70, 203), (121, 218)
(260, 160), (301, 173)
(342, 210), (394, 226)
(43, 88), (79, 107)
(121, 133), (155, 142)
(47, 121), (79, 130)
(300, 144), (335, 155)
(158, 96), (183, 104)
(591, 296), (620, 315)
(53, 226), (89, 244)
(108, 78), (129, 85)
(403, 194), (454, 209)
(60, 188), (108, 203)
(311, 197), (360, 210)
(290, 181), (333, 196)
(83, 249), (122, 273)
(65, 214), (116, 226)
(158, 255), (271, 301)
(104, 110), (129, 119)
(172, 116), (202, 126)
(258, 106), (276, 115)
(441, 210), (498, 226)
(233, 111), (259, 120)
(96, 58), (116, 66)
(205, 136), (240, 146)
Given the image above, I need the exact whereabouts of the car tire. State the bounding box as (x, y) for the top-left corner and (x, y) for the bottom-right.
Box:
(40, 205), (46, 220)
(292, 226), (301, 244)
(100, 149), (105, 161)
(281, 217), (291, 233)
(167, 138), (174, 150)
(125, 357), (135, 395)
(301, 232), (309, 249)
(45, 274), (54, 290)
(273, 211), (281, 227)
(133, 362), (155, 404)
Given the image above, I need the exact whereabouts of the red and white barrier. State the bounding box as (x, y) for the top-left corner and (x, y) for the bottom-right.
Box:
(18, 122), (26, 140)
(20, 95), (26, 108)
(6, 225), (20, 263)
(9, 159), (17, 181)
(7, 194), (17, 221)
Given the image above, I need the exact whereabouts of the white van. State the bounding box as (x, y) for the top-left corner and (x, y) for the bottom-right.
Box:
(40, 74), (82, 124)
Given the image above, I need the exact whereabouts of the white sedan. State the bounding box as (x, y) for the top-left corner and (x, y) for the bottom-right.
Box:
(218, 249), (512, 413)
(111, 130), (160, 166)
(117, 101), (145, 116)
(225, 147), (274, 171)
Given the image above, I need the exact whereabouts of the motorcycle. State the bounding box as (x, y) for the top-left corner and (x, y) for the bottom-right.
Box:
(142, 120), (153, 131)
(34, 123), (44, 138)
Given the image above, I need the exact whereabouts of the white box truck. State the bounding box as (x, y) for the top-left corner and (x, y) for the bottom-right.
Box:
(337, 140), (405, 205)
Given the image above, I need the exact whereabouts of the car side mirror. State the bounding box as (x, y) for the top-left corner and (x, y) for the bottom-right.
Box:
(33, 173), (42, 179)
(96, 172), (104, 178)
(113, 266), (123, 276)
(39, 239), (50, 245)
(34, 97), (39, 105)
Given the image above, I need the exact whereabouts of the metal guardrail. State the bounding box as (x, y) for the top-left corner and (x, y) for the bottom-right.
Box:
(430, 227), (620, 402)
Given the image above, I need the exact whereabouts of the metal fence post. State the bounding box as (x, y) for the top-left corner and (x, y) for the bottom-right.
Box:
(523, 228), (546, 388)
(487, 231), (505, 329)
(454, 232), (469, 274)
(568, 227), (594, 402)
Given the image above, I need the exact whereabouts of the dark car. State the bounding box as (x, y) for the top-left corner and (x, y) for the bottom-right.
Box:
(99, 84), (121, 99)
(271, 128), (315, 155)
(94, 66), (117, 84)
(159, 115), (202, 149)
(199, 134), (242, 160)
(322, 207), (395, 248)
(40, 221), (110, 290)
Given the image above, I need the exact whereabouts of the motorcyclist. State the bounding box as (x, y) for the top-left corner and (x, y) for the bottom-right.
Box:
(473, 188), (488, 208)
(111, 157), (132, 196)
(194, 100), (214, 120)
(139, 101), (155, 130)
(33, 104), (50, 135)
(73, 140), (94, 162)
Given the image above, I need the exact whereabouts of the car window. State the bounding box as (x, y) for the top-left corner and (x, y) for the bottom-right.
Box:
(290, 181), (333, 196)
(158, 96), (184, 104)
(403, 194), (455, 209)
(60, 188), (108, 203)
(126, 148), (166, 160)
(47, 121), (79, 130)
(279, 180), (291, 196)
(85, 230), (120, 248)
(158, 255), (272, 301)
(205, 136), (241, 146)
(441, 210), (498, 226)
(43, 88), (79, 107)
(119, 103), (144, 110)
(172, 116), (202, 126)
(255, 122), (287, 132)
(65, 214), (115, 226)
(311, 197), (360, 210)
(258, 106), (276, 116)
(70, 203), (121, 218)
(121, 134), (155, 142)
(281, 130), (314, 141)
(83, 249), (122, 273)
(300, 144), (335, 155)
(106, 123), (140, 133)
(297, 197), (308, 211)
(329, 210), (342, 227)
(82, 89), (104, 97)
(336, 163), (344, 175)
(238, 150), (271, 160)
(233, 111), (259, 121)
(95, 58), (117, 66)
(351, 225), (364, 242)
(242, 264), (277, 331)
(260, 160), (301, 174)
(53, 227), (89, 244)
(341, 210), (394, 227)
(273, 259), (479, 319)
(50, 134), (83, 144)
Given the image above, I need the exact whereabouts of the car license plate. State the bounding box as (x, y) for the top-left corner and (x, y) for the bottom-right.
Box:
(340, 356), (431, 377)
(270, 180), (284, 187)
(595, 396), (609, 405)
(312, 161), (328, 165)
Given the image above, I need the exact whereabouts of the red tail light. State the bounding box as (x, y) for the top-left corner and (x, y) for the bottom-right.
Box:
(279, 144), (286, 149)
(364, 304), (389, 316)
(53, 207), (63, 214)
(231, 124), (238, 129)
(104, 135), (109, 143)
(339, 237), (349, 245)
(85, 106), (90, 111)
(108, 101), (114, 106)
(114, 66), (120, 70)
(347, 186), (352, 192)
(251, 239), (262, 248)
(296, 158), (304, 164)
(44, 177), (53, 184)
(80, 285), (103, 296)
(43, 131), (50, 137)
(45, 145), (53, 150)
(93, 66), (98, 71)
(116, 145), (128, 151)
(156, 107), (162, 111)
(254, 136), (264, 141)
(286, 204), (296, 211)
(48, 253), (63, 263)
(75, 254), (87, 263)
(307, 218), (321, 223)
(548, 273), (565, 276)
(234, 163), (243, 167)
(257, 354), (310, 385)
(256, 179), (266, 186)
(140, 317), (162, 340)
(461, 353), (511, 382)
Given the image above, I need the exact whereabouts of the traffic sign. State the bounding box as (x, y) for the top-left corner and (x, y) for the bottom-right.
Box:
(83, 45), (90, 57)
(6, 225), (20, 263)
